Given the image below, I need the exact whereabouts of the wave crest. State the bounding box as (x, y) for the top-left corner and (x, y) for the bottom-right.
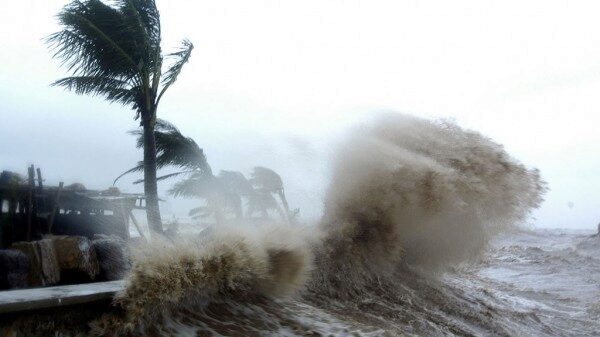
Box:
(312, 114), (546, 294)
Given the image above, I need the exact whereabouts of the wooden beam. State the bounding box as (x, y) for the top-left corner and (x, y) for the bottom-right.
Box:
(35, 168), (43, 189)
(0, 280), (124, 314)
(117, 201), (130, 240)
(36, 167), (46, 213)
(26, 165), (35, 241)
(48, 182), (64, 234)
(128, 210), (146, 241)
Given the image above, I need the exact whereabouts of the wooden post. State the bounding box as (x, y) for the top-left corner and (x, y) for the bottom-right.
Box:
(48, 182), (64, 234)
(26, 165), (35, 241)
(128, 211), (146, 241)
(36, 167), (47, 213)
(36, 168), (43, 188)
(117, 201), (131, 240)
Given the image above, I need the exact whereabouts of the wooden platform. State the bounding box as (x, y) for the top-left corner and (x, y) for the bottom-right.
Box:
(0, 281), (125, 314)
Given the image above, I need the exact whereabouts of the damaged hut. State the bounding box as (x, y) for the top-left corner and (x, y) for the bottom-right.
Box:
(0, 167), (144, 289)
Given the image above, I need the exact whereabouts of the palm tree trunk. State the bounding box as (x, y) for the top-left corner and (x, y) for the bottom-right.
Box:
(142, 118), (163, 236)
(277, 189), (291, 222)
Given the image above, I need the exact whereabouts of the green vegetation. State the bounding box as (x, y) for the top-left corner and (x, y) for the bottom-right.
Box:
(48, 0), (193, 236)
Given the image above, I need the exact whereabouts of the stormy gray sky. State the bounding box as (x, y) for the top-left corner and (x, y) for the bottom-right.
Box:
(1, 0), (599, 229)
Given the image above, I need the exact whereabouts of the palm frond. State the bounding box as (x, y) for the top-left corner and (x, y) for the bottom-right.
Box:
(48, 0), (142, 81)
(218, 170), (254, 196)
(117, 119), (210, 184)
(168, 173), (220, 198)
(51, 76), (139, 105)
(133, 119), (211, 172)
(129, 118), (177, 147)
(131, 170), (195, 184)
(117, 0), (162, 73)
(250, 166), (283, 192)
(157, 39), (193, 104)
(155, 129), (209, 172)
(113, 161), (144, 185)
(245, 188), (280, 218)
(116, 0), (161, 45)
(155, 118), (180, 132)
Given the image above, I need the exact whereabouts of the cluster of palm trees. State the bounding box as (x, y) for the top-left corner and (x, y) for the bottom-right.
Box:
(48, 0), (296, 235)
(114, 120), (296, 226)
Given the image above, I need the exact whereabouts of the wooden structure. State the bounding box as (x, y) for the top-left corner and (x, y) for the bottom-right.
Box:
(0, 166), (146, 248)
(0, 280), (124, 314)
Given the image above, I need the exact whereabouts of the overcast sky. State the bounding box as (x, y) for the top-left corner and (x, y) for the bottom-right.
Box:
(1, 0), (599, 228)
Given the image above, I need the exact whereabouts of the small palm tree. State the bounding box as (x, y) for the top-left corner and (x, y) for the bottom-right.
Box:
(169, 172), (234, 225)
(174, 170), (285, 225)
(250, 167), (292, 222)
(218, 170), (284, 221)
(48, 0), (193, 235)
(116, 121), (295, 224)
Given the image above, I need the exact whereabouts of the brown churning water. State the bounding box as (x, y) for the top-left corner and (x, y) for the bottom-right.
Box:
(91, 114), (548, 336)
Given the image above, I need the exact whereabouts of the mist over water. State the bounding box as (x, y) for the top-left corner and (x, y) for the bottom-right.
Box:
(92, 114), (558, 336)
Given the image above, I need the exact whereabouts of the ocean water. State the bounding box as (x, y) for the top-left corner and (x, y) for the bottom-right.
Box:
(472, 228), (600, 336)
(95, 228), (600, 337)
(89, 114), (599, 337)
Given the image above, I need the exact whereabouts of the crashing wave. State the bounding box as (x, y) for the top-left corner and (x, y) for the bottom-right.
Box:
(311, 114), (546, 296)
(92, 113), (546, 336)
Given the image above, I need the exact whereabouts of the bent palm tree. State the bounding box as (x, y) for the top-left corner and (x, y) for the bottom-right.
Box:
(250, 167), (292, 222)
(217, 170), (284, 220)
(116, 122), (293, 224)
(169, 172), (232, 225)
(48, 0), (193, 235)
(170, 171), (248, 225)
(172, 170), (283, 225)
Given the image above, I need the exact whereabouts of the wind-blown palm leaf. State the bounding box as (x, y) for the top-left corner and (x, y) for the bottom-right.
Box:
(158, 39), (193, 104)
(170, 171), (244, 220)
(168, 173), (220, 199)
(218, 170), (255, 196)
(114, 119), (211, 184)
(51, 76), (141, 106)
(116, 0), (161, 48)
(133, 119), (210, 171)
(48, 0), (144, 81)
(113, 161), (144, 185)
(129, 170), (194, 184)
(52, 76), (127, 94)
(250, 167), (284, 192)
(250, 166), (292, 222)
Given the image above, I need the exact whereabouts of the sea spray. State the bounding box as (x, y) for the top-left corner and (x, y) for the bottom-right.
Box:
(92, 113), (547, 336)
(90, 225), (312, 336)
(311, 114), (546, 295)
